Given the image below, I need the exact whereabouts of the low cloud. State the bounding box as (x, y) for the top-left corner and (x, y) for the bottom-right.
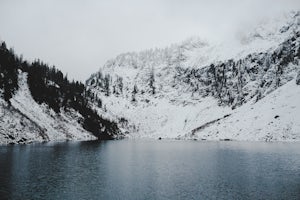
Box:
(0, 0), (299, 81)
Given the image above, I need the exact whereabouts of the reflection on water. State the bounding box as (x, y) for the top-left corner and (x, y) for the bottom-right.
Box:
(0, 140), (300, 199)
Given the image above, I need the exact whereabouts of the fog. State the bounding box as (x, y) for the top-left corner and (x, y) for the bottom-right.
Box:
(0, 0), (299, 81)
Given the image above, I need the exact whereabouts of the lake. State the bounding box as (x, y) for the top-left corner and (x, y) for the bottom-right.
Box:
(0, 140), (299, 200)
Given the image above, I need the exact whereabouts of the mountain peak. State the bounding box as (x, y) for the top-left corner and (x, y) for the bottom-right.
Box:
(86, 10), (300, 141)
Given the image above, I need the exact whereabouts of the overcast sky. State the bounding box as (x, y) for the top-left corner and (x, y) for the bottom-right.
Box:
(0, 0), (299, 81)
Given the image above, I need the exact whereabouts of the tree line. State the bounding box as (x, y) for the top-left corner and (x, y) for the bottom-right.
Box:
(0, 41), (120, 139)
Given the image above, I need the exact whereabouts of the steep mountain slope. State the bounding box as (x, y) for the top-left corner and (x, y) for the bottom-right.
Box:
(0, 72), (95, 144)
(87, 11), (300, 141)
(0, 42), (122, 144)
(185, 78), (300, 141)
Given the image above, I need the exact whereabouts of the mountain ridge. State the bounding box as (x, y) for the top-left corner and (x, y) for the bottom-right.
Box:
(86, 11), (300, 141)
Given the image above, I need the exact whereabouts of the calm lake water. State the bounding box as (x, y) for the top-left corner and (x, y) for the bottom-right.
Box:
(0, 140), (299, 200)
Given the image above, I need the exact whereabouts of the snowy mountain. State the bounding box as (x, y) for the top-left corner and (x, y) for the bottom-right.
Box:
(86, 11), (300, 141)
(0, 42), (122, 144)
(0, 71), (96, 144)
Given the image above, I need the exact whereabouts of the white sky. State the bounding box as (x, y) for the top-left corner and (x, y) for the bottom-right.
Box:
(0, 0), (299, 81)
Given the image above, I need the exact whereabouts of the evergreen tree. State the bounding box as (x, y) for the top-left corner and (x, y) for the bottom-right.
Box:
(149, 67), (155, 95)
(132, 84), (138, 102)
(0, 41), (120, 139)
(0, 42), (19, 104)
(297, 71), (300, 85)
(104, 74), (110, 96)
(117, 76), (123, 94)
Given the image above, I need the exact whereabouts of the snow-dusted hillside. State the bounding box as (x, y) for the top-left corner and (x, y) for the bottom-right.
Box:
(87, 11), (300, 141)
(184, 78), (300, 141)
(0, 71), (96, 144)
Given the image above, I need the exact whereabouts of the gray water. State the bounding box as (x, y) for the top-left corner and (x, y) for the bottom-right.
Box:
(0, 140), (299, 200)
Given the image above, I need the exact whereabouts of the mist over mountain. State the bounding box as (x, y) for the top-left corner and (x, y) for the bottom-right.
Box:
(86, 11), (300, 141)
(1, 10), (300, 143)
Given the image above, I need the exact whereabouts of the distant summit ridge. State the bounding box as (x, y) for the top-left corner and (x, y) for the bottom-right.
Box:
(86, 11), (300, 141)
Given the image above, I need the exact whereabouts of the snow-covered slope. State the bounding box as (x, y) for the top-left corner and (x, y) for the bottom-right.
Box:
(0, 71), (96, 144)
(184, 78), (300, 141)
(87, 11), (300, 141)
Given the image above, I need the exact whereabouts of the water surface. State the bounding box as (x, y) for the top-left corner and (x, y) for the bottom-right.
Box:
(0, 140), (299, 199)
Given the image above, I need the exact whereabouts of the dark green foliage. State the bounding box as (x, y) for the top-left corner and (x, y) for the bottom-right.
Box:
(0, 41), (120, 139)
(0, 42), (19, 104)
(174, 32), (299, 108)
(149, 67), (155, 95)
(87, 71), (125, 97)
(132, 84), (138, 102)
(297, 71), (300, 85)
(104, 74), (110, 96)
(116, 76), (123, 95)
(25, 62), (119, 139)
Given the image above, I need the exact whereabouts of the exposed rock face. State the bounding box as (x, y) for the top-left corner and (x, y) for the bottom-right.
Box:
(86, 11), (300, 141)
